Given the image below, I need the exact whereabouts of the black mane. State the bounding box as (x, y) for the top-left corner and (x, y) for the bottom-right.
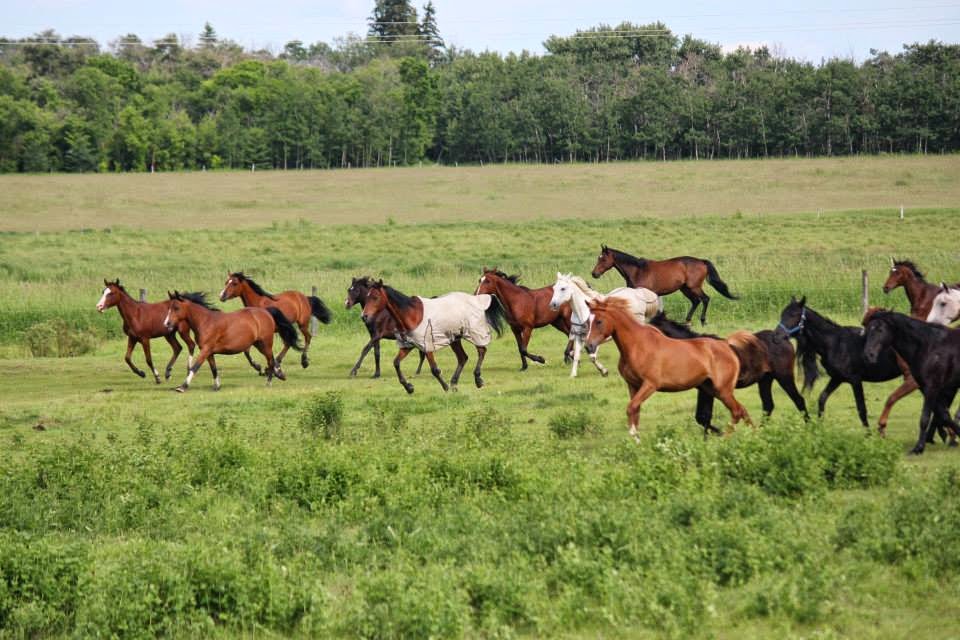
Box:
(893, 259), (925, 281)
(382, 284), (417, 311)
(605, 247), (648, 269)
(230, 272), (277, 300)
(650, 312), (721, 339)
(178, 291), (220, 311)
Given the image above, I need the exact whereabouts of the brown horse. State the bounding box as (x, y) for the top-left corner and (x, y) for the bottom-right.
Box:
(345, 276), (424, 378)
(650, 312), (808, 431)
(474, 268), (573, 369)
(219, 272), (330, 369)
(591, 245), (738, 325)
(97, 279), (203, 383)
(163, 291), (301, 392)
(585, 297), (751, 441)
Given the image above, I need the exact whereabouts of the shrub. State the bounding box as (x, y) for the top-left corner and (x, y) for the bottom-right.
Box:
(547, 409), (598, 439)
(24, 318), (100, 357)
(300, 392), (344, 439)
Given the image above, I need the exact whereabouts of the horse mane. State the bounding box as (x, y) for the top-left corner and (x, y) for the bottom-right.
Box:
(382, 284), (417, 311)
(605, 247), (648, 269)
(589, 296), (637, 318)
(892, 259), (925, 281)
(565, 274), (600, 298)
(178, 291), (220, 311)
(861, 306), (890, 326)
(230, 272), (277, 300)
(726, 330), (763, 352)
(487, 269), (522, 285)
(649, 312), (721, 339)
(105, 279), (128, 294)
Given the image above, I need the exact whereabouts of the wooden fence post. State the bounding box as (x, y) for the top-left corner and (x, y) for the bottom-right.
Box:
(310, 286), (319, 335)
(139, 288), (147, 302)
(861, 270), (868, 318)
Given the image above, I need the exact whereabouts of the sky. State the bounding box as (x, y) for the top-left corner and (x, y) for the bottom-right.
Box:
(3, 0), (959, 62)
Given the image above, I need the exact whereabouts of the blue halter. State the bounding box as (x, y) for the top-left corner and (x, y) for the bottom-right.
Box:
(777, 307), (806, 337)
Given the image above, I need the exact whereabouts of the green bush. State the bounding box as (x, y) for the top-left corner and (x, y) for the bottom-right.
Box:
(547, 409), (598, 439)
(300, 392), (344, 439)
(23, 318), (100, 357)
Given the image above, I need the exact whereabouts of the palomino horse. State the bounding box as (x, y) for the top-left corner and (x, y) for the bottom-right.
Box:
(863, 309), (960, 454)
(549, 273), (659, 377)
(97, 279), (202, 383)
(591, 245), (738, 325)
(220, 272), (330, 369)
(650, 312), (808, 431)
(345, 276), (424, 378)
(163, 291), (301, 392)
(474, 268), (572, 370)
(584, 297), (752, 441)
(360, 281), (505, 393)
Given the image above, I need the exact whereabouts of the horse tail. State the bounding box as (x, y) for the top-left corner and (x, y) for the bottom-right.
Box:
(704, 260), (738, 300)
(795, 334), (820, 392)
(266, 307), (303, 352)
(309, 296), (332, 324)
(485, 295), (506, 338)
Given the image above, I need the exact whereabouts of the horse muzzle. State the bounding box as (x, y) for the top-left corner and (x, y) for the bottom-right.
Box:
(590, 269), (601, 279)
(96, 304), (105, 313)
(360, 312), (370, 323)
(549, 301), (560, 311)
(345, 298), (354, 309)
(881, 285), (891, 294)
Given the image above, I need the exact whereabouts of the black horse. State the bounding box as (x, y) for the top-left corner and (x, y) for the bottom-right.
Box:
(345, 276), (424, 378)
(775, 297), (903, 429)
(651, 312), (808, 432)
(863, 310), (960, 454)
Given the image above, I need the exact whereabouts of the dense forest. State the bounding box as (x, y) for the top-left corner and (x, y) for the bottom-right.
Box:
(1, 0), (958, 172)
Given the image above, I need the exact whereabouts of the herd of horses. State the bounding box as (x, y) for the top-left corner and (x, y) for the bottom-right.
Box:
(97, 249), (960, 455)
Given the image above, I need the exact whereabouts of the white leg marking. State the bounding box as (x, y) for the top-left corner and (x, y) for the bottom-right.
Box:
(214, 375), (221, 390)
(570, 337), (581, 377)
(185, 370), (195, 386)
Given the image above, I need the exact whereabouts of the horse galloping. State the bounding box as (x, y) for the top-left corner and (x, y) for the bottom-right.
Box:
(591, 245), (737, 325)
(345, 276), (424, 378)
(474, 268), (572, 370)
(220, 272), (330, 369)
(163, 291), (302, 392)
(584, 297), (752, 441)
(360, 281), (505, 393)
(549, 273), (660, 377)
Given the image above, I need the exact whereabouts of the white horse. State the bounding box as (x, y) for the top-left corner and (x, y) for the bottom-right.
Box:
(549, 273), (661, 377)
(927, 283), (960, 325)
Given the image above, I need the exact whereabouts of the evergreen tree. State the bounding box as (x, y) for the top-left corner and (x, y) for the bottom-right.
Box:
(419, 2), (444, 64)
(368, 0), (419, 40)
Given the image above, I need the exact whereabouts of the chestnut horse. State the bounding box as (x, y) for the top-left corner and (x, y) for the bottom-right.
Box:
(591, 245), (737, 325)
(474, 268), (572, 370)
(345, 276), (424, 378)
(584, 297), (751, 441)
(360, 281), (505, 394)
(220, 272), (330, 369)
(163, 291), (301, 392)
(96, 279), (202, 383)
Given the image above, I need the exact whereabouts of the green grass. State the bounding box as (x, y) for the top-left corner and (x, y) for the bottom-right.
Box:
(2, 159), (960, 638)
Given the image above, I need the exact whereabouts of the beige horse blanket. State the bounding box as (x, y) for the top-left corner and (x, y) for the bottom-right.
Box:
(399, 292), (495, 351)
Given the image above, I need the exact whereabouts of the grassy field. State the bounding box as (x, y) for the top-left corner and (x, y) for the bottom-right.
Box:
(1, 158), (960, 638)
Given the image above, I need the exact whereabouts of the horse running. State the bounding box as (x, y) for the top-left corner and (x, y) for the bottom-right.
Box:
(360, 281), (505, 393)
(474, 268), (572, 370)
(96, 279), (201, 383)
(650, 312), (808, 431)
(345, 276), (424, 378)
(591, 245), (738, 325)
(163, 291), (302, 392)
(584, 297), (751, 441)
(549, 273), (660, 377)
(220, 272), (330, 369)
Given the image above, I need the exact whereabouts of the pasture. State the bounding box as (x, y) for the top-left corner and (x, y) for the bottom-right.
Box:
(1, 157), (959, 638)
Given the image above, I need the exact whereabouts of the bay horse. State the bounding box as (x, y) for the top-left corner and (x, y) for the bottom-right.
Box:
(584, 297), (751, 441)
(163, 291), (302, 392)
(97, 279), (202, 383)
(345, 276), (424, 378)
(591, 245), (738, 325)
(863, 309), (960, 454)
(474, 268), (573, 370)
(219, 272), (330, 369)
(650, 312), (808, 431)
(360, 281), (505, 394)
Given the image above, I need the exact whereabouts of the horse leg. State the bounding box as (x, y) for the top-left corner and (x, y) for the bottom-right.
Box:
(140, 338), (162, 384)
(775, 373), (809, 420)
(162, 334), (182, 381)
(570, 335), (581, 378)
(351, 338), (377, 377)
(253, 340), (282, 385)
(243, 350), (263, 375)
(695, 388), (722, 436)
(511, 325), (528, 370)
(690, 287), (710, 325)
(626, 381), (658, 443)
(424, 350), (450, 392)
(415, 348), (426, 375)
(124, 336), (146, 379)
(588, 341), (609, 377)
(300, 323), (312, 369)
(393, 347), (415, 394)
(912, 398), (937, 455)
(680, 286), (700, 324)
(450, 339), (469, 388)
(520, 326), (545, 366)
(176, 347), (211, 392)
(715, 389), (753, 432)
(878, 377), (918, 436)
(817, 377), (842, 417)
(208, 354), (221, 390)
(275, 340), (291, 370)
(473, 345), (488, 388)
(181, 327), (196, 370)
(563, 338), (574, 364)
(851, 381), (869, 429)
(758, 376), (775, 417)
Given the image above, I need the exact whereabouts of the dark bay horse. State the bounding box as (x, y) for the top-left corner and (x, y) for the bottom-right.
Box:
(345, 276), (424, 378)
(591, 245), (737, 325)
(863, 309), (960, 454)
(651, 312), (808, 431)
(220, 272), (330, 369)
(360, 281), (505, 394)
(163, 291), (301, 392)
(585, 297), (751, 441)
(474, 268), (572, 370)
(97, 279), (201, 383)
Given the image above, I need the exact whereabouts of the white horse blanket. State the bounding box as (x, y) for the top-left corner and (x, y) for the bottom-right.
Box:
(399, 292), (495, 351)
(570, 286), (661, 337)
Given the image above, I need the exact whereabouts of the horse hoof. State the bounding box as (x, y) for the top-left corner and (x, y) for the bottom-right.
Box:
(349, 369), (358, 378)
(371, 372), (381, 379)
(600, 370), (609, 378)
(950, 440), (959, 448)
(174, 386), (187, 393)
(164, 369), (172, 380)
(475, 378), (484, 389)
(404, 384), (415, 394)
(136, 370), (146, 378)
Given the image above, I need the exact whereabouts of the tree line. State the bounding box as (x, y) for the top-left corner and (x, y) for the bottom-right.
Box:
(0, 8), (958, 172)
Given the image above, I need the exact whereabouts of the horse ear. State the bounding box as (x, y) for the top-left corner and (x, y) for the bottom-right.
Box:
(104, 278), (109, 286)
(799, 296), (806, 306)
(167, 290), (174, 299)
(890, 256), (895, 267)
(941, 282), (950, 293)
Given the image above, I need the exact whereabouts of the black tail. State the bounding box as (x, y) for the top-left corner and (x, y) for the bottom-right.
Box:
(266, 307), (303, 351)
(795, 334), (820, 393)
(485, 295), (506, 338)
(704, 260), (738, 300)
(309, 296), (332, 324)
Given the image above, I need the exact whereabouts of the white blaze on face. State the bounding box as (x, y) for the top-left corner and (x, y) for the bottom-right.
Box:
(163, 307), (173, 329)
(474, 276), (486, 296)
(96, 287), (110, 312)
